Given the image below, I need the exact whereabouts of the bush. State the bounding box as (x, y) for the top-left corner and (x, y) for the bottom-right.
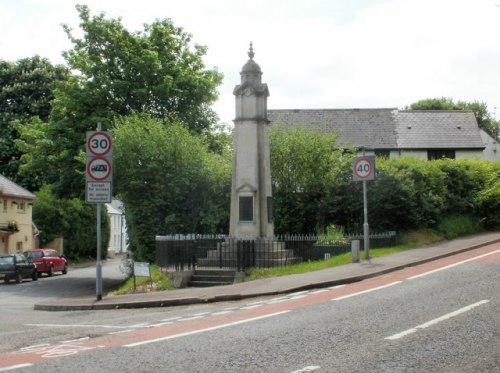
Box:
(437, 215), (484, 239)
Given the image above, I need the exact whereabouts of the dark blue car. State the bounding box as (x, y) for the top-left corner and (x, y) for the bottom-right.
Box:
(0, 254), (38, 283)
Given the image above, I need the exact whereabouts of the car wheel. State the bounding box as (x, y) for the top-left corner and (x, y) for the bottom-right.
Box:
(62, 264), (68, 275)
(32, 271), (38, 281)
(48, 266), (54, 277)
(15, 272), (22, 284)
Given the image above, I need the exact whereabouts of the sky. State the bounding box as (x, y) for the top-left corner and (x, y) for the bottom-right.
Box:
(1, 0), (500, 125)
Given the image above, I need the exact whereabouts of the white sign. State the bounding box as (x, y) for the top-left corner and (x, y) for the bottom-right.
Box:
(86, 182), (112, 203)
(353, 156), (375, 181)
(86, 131), (112, 157)
(134, 262), (151, 277)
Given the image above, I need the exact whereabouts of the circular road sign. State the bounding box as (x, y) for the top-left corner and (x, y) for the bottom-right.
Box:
(353, 156), (375, 180)
(87, 157), (112, 181)
(87, 131), (112, 157)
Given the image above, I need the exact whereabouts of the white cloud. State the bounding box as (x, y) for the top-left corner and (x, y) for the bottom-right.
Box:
(1, 0), (499, 123)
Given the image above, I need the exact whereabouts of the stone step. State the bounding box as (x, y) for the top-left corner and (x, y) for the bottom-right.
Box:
(188, 269), (236, 288)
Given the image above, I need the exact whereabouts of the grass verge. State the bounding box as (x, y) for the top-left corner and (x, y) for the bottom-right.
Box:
(109, 264), (174, 295)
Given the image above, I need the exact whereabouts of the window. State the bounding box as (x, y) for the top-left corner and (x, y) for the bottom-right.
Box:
(267, 197), (273, 223)
(428, 149), (455, 160)
(17, 202), (25, 212)
(375, 149), (390, 159)
(3, 200), (7, 212)
(239, 196), (253, 221)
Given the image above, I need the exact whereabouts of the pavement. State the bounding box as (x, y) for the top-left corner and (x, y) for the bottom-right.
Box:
(34, 232), (500, 311)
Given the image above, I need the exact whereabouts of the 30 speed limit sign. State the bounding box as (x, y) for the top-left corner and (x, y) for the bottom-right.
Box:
(86, 131), (112, 157)
(353, 155), (375, 181)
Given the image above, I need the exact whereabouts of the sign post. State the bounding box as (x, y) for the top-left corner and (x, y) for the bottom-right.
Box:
(352, 152), (375, 259)
(86, 124), (112, 301)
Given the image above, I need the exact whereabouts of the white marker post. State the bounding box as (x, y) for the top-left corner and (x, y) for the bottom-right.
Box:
(85, 123), (113, 301)
(352, 149), (375, 259)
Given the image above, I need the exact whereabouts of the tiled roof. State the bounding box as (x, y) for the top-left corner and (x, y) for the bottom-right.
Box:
(267, 108), (484, 150)
(268, 108), (399, 148)
(0, 174), (36, 199)
(396, 110), (484, 149)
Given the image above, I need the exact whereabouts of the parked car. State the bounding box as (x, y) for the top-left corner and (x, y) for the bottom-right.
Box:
(23, 248), (68, 277)
(0, 254), (38, 283)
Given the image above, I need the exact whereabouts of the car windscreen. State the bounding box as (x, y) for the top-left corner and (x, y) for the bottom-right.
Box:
(24, 251), (43, 258)
(0, 256), (14, 264)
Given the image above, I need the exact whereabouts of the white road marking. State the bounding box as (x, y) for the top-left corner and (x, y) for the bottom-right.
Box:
(61, 337), (89, 343)
(25, 323), (130, 329)
(290, 294), (308, 300)
(385, 300), (490, 340)
(407, 249), (500, 280)
(288, 290), (310, 297)
(107, 329), (136, 335)
(332, 281), (402, 301)
(0, 364), (33, 371)
(290, 366), (321, 373)
(124, 311), (291, 347)
(309, 289), (328, 294)
(211, 310), (234, 316)
(178, 315), (205, 322)
(240, 304), (263, 310)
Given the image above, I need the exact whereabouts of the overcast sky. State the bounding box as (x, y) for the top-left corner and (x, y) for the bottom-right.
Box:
(1, 0), (499, 124)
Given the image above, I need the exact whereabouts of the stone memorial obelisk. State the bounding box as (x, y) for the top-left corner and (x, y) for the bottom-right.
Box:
(229, 43), (274, 238)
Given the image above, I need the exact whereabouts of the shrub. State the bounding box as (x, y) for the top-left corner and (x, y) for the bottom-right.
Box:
(437, 214), (484, 239)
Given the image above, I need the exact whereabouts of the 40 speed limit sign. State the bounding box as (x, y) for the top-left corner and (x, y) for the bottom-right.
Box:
(352, 155), (376, 181)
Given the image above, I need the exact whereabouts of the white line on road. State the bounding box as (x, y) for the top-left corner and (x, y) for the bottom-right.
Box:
(25, 323), (132, 329)
(407, 249), (500, 280)
(385, 300), (490, 340)
(332, 281), (402, 301)
(0, 364), (33, 372)
(124, 310), (291, 348)
(290, 366), (321, 373)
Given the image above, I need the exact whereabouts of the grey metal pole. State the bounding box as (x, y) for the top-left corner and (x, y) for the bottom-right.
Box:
(96, 203), (102, 301)
(362, 147), (369, 259)
(363, 180), (369, 259)
(95, 122), (103, 301)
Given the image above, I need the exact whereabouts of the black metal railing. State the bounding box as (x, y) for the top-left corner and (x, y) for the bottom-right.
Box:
(155, 232), (396, 272)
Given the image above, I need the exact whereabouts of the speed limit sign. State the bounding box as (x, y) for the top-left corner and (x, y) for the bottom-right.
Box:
(353, 156), (375, 181)
(86, 131), (112, 157)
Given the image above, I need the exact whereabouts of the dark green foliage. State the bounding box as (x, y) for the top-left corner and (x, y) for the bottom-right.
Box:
(0, 56), (68, 188)
(437, 215), (483, 240)
(32, 185), (109, 260)
(112, 114), (231, 261)
(15, 5), (223, 199)
(269, 124), (499, 234)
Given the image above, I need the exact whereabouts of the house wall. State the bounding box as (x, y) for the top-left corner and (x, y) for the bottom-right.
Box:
(479, 130), (499, 161)
(455, 149), (485, 160)
(106, 211), (127, 254)
(0, 196), (35, 254)
(388, 149), (485, 160)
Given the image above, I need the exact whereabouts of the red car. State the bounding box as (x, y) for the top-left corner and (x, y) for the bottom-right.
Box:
(23, 248), (68, 277)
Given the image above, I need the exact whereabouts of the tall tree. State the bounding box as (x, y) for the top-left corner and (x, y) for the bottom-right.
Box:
(0, 56), (68, 186)
(269, 124), (351, 234)
(407, 97), (498, 139)
(16, 5), (223, 198)
(112, 113), (231, 261)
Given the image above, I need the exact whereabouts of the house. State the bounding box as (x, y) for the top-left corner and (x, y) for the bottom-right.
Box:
(0, 175), (37, 254)
(105, 199), (128, 255)
(267, 108), (499, 161)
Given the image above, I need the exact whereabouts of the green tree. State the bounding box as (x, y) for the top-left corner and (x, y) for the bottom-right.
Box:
(112, 113), (231, 261)
(32, 185), (109, 260)
(0, 56), (68, 186)
(270, 124), (352, 234)
(407, 97), (498, 139)
(16, 4), (223, 198)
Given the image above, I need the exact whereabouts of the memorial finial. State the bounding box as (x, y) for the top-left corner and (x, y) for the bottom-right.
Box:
(248, 42), (255, 60)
